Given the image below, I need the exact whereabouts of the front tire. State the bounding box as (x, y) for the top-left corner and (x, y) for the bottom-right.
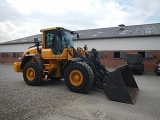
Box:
(138, 65), (144, 75)
(156, 72), (160, 76)
(64, 62), (94, 93)
(23, 62), (43, 86)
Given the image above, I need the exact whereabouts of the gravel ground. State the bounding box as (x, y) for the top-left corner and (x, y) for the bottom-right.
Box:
(0, 64), (160, 120)
(0, 64), (84, 120)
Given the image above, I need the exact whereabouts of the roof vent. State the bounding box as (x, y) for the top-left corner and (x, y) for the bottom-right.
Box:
(119, 24), (125, 30)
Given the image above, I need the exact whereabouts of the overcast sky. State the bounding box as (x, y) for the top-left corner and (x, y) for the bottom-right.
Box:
(0, 0), (160, 43)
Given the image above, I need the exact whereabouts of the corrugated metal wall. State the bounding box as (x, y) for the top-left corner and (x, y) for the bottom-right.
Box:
(74, 36), (160, 51)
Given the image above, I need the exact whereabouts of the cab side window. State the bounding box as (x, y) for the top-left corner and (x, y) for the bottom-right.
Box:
(45, 30), (55, 48)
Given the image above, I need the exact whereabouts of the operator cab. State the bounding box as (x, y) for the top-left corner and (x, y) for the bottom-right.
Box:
(41, 27), (74, 55)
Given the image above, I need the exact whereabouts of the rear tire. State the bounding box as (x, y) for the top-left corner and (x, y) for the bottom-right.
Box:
(138, 69), (143, 75)
(23, 62), (43, 86)
(156, 72), (160, 76)
(138, 65), (144, 75)
(64, 62), (94, 93)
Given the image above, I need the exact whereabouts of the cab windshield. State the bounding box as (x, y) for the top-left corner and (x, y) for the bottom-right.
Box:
(61, 30), (74, 48)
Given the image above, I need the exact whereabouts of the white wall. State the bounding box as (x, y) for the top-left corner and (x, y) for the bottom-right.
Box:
(74, 36), (160, 51)
(0, 43), (33, 52)
(0, 36), (160, 52)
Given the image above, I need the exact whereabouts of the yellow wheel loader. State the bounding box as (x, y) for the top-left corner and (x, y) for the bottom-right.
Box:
(13, 27), (139, 104)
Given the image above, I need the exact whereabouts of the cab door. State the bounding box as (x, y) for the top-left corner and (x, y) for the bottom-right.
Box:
(41, 29), (68, 59)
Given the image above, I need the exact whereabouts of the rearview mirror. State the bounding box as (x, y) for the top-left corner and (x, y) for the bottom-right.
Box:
(34, 38), (39, 43)
(77, 33), (79, 39)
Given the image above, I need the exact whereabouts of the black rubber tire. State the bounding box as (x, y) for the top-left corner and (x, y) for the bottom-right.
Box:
(138, 65), (144, 75)
(156, 72), (160, 76)
(23, 62), (43, 86)
(138, 71), (143, 75)
(64, 62), (94, 93)
(138, 69), (143, 75)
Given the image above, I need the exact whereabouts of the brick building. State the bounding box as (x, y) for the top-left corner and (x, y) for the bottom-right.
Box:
(0, 23), (160, 70)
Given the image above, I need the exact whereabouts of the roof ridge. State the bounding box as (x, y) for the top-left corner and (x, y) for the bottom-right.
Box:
(76, 23), (160, 31)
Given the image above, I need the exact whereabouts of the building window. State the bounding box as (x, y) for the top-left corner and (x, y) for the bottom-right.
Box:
(114, 52), (120, 58)
(114, 52), (126, 58)
(145, 28), (152, 35)
(138, 51), (153, 59)
(98, 51), (105, 58)
(13, 53), (19, 58)
(120, 52), (126, 58)
(145, 52), (153, 58)
(138, 52), (145, 58)
(2, 53), (8, 58)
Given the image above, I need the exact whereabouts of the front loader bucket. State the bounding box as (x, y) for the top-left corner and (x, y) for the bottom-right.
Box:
(103, 65), (139, 104)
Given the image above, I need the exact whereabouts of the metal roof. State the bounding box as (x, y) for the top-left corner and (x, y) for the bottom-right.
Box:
(0, 23), (160, 45)
(74, 23), (160, 40)
(0, 34), (41, 45)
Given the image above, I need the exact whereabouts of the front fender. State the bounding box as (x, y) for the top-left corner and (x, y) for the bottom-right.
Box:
(20, 54), (44, 71)
(61, 57), (84, 76)
(20, 56), (33, 69)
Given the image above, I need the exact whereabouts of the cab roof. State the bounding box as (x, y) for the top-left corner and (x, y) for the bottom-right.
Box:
(40, 27), (73, 33)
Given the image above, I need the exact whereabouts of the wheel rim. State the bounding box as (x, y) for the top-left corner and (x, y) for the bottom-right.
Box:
(26, 68), (35, 81)
(69, 70), (83, 86)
